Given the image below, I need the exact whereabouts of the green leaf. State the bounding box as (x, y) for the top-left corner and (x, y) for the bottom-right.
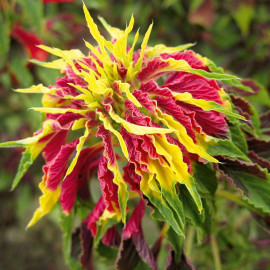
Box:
(162, 186), (185, 233)
(145, 189), (184, 236)
(134, 260), (152, 270)
(229, 172), (270, 214)
(17, 0), (43, 33)
(249, 104), (262, 136)
(11, 149), (34, 190)
(166, 225), (183, 262)
(217, 157), (270, 214)
(179, 186), (206, 231)
(59, 210), (82, 270)
(207, 138), (249, 161)
(193, 163), (218, 197)
(95, 216), (119, 245)
(96, 242), (118, 260)
(207, 60), (253, 93)
(0, 135), (44, 190)
(229, 124), (248, 154)
(232, 3), (253, 38)
(192, 68), (238, 81)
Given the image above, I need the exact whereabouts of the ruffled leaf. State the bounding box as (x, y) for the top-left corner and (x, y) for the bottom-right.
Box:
(217, 157), (270, 214)
(116, 200), (157, 270)
(27, 182), (61, 227)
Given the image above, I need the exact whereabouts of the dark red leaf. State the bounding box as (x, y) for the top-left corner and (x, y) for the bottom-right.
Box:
(116, 200), (157, 270)
(247, 137), (270, 158)
(217, 156), (267, 180)
(80, 222), (94, 270)
(260, 111), (270, 135)
(166, 247), (195, 270)
(102, 226), (121, 247)
(228, 79), (261, 96)
(249, 151), (270, 171)
(86, 197), (106, 237)
(230, 95), (253, 120)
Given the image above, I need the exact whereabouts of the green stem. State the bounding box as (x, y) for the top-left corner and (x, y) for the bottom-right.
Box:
(210, 234), (222, 270)
(185, 225), (195, 258)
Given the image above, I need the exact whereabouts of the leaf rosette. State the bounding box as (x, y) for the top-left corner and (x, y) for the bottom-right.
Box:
(1, 4), (270, 269)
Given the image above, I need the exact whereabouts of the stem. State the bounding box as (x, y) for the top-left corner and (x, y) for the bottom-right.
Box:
(185, 226), (195, 258)
(160, 222), (169, 237)
(210, 234), (222, 270)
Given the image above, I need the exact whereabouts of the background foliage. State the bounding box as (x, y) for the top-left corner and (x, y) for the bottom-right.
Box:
(0, 0), (270, 269)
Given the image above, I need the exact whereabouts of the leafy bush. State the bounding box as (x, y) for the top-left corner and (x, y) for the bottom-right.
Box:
(1, 1), (270, 269)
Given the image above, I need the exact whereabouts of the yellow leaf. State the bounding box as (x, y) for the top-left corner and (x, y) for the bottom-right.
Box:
(65, 125), (90, 176)
(83, 4), (110, 60)
(134, 22), (153, 72)
(16, 84), (51, 94)
(156, 108), (217, 163)
(97, 111), (129, 160)
(30, 107), (89, 115)
(115, 81), (141, 107)
(27, 182), (60, 228)
(31, 59), (66, 70)
(151, 135), (202, 211)
(108, 108), (174, 135)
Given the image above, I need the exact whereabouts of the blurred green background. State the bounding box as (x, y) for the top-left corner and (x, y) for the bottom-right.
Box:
(0, 0), (270, 269)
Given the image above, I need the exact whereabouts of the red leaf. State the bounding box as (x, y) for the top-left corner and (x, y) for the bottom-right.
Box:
(98, 155), (119, 211)
(80, 222), (94, 270)
(228, 79), (261, 96)
(217, 156), (267, 180)
(247, 137), (270, 158)
(86, 197), (106, 237)
(178, 101), (228, 137)
(122, 199), (145, 239)
(116, 200), (157, 269)
(43, 130), (69, 162)
(123, 162), (141, 193)
(166, 247), (195, 270)
(138, 57), (170, 82)
(102, 226), (121, 247)
(260, 111), (270, 135)
(12, 25), (49, 61)
(154, 96), (197, 142)
(164, 72), (222, 103)
(97, 125), (116, 166)
(44, 138), (79, 190)
(60, 146), (103, 213)
(133, 89), (156, 113)
(162, 50), (208, 76)
(249, 151), (270, 170)
(139, 79), (173, 97)
(125, 99), (160, 128)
